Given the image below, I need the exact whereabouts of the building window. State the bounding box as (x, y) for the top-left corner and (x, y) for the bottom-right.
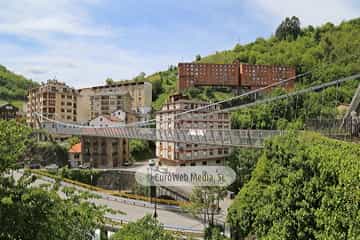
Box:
(202, 161), (207, 165)
(190, 162), (196, 166)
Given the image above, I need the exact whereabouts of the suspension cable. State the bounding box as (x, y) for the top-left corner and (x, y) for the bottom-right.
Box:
(202, 73), (360, 116)
(35, 73), (360, 129)
(125, 71), (311, 127)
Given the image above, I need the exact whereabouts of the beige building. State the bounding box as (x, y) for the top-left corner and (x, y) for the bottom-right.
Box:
(81, 115), (130, 168)
(26, 79), (78, 128)
(89, 92), (132, 120)
(26, 79), (150, 168)
(156, 94), (231, 166)
(77, 80), (152, 124)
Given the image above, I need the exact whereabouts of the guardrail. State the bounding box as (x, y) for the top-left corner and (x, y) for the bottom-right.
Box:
(31, 169), (188, 207)
(106, 215), (204, 236)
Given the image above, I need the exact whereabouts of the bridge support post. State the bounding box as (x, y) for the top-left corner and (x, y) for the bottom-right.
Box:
(351, 111), (359, 137)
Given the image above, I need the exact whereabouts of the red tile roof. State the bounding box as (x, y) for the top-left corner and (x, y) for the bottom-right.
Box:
(69, 143), (81, 153)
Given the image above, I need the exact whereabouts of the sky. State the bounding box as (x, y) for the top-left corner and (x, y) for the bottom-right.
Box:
(0, 0), (359, 88)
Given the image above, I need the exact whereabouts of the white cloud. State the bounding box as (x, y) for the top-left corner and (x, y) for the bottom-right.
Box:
(1, 40), (179, 88)
(249, 0), (359, 27)
(0, 0), (172, 87)
(0, 0), (108, 38)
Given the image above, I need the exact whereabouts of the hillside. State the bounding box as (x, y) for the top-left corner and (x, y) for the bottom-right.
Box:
(228, 132), (360, 239)
(146, 17), (360, 112)
(0, 65), (38, 109)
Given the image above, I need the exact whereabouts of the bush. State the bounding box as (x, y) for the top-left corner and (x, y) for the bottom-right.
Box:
(228, 132), (360, 239)
(58, 168), (100, 185)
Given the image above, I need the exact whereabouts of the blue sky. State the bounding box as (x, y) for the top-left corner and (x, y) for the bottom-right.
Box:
(0, 0), (359, 88)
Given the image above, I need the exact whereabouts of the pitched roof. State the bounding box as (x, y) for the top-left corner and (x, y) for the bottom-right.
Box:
(0, 103), (19, 111)
(69, 143), (81, 153)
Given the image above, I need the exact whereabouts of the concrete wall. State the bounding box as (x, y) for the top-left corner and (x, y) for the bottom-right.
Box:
(95, 170), (136, 191)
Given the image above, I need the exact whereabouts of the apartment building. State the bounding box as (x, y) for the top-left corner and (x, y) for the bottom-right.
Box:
(156, 94), (231, 166)
(178, 62), (296, 92)
(81, 115), (130, 168)
(89, 92), (132, 120)
(26, 79), (78, 128)
(178, 62), (240, 90)
(240, 63), (296, 90)
(77, 80), (152, 123)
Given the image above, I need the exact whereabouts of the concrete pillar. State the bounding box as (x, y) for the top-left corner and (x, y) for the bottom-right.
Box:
(106, 138), (113, 168)
(98, 138), (103, 168)
(351, 111), (358, 136)
(80, 136), (85, 166)
(89, 137), (95, 168)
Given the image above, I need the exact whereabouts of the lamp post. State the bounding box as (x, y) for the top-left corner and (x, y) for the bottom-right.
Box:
(149, 161), (158, 219)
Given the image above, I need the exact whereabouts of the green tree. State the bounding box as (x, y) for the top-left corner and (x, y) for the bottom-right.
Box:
(30, 141), (69, 167)
(105, 77), (114, 85)
(111, 215), (175, 240)
(134, 72), (146, 81)
(184, 187), (227, 227)
(129, 139), (155, 161)
(228, 132), (360, 239)
(275, 16), (301, 41)
(65, 136), (80, 150)
(225, 148), (262, 193)
(0, 121), (108, 240)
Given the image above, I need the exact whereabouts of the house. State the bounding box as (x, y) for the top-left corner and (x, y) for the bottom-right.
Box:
(0, 103), (19, 120)
(68, 143), (82, 168)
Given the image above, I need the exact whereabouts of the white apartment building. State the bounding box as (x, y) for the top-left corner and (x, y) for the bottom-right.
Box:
(156, 94), (231, 166)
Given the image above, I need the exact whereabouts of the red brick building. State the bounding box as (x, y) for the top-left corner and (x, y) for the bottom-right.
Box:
(178, 62), (296, 91)
(178, 62), (240, 90)
(240, 63), (295, 90)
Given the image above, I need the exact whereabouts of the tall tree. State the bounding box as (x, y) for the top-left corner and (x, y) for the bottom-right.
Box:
(184, 186), (227, 227)
(0, 121), (108, 239)
(105, 77), (115, 85)
(275, 16), (301, 41)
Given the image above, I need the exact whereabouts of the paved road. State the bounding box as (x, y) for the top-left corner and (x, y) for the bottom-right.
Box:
(13, 170), (204, 233)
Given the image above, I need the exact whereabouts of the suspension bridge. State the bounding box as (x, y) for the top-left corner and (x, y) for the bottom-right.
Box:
(36, 74), (360, 147)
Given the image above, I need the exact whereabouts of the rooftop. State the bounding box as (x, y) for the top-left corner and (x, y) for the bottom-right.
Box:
(69, 143), (81, 153)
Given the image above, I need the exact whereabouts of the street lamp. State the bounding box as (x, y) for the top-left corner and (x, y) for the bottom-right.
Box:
(148, 161), (158, 219)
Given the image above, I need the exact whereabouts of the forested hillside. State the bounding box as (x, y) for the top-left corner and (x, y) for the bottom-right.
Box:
(228, 132), (360, 239)
(0, 65), (38, 108)
(147, 17), (360, 117)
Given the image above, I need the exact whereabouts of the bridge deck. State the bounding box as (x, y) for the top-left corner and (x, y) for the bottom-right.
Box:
(42, 123), (284, 147)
